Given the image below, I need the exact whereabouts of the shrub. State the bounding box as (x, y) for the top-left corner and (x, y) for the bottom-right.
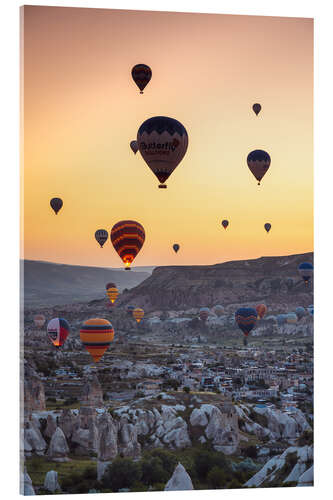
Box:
(183, 386), (190, 394)
(243, 445), (258, 459)
(102, 457), (142, 492)
(207, 466), (227, 488)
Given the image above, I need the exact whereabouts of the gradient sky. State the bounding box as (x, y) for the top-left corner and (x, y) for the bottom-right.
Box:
(22, 6), (313, 268)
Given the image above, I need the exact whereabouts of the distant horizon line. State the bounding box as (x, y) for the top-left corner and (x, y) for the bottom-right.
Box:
(21, 250), (314, 270)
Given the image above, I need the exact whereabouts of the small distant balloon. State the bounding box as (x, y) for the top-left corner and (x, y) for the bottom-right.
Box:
(235, 308), (257, 336)
(106, 286), (119, 304)
(105, 282), (116, 290)
(34, 314), (46, 328)
(264, 223), (271, 233)
(222, 220), (229, 230)
(298, 262), (313, 286)
(247, 150), (271, 185)
(213, 304), (224, 317)
(295, 306), (306, 320)
(133, 308), (144, 323)
(47, 318), (70, 348)
(199, 307), (210, 322)
(50, 198), (63, 215)
(173, 244), (180, 253)
(130, 140), (139, 154)
(95, 229), (108, 248)
(127, 305), (135, 316)
(252, 103), (261, 116)
(256, 304), (267, 319)
(131, 64), (152, 94)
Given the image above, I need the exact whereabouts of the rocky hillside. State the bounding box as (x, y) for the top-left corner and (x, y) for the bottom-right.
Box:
(118, 252), (313, 312)
(23, 260), (150, 307)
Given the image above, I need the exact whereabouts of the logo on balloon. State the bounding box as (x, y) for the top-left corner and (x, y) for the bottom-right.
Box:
(140, 140), (180, 154)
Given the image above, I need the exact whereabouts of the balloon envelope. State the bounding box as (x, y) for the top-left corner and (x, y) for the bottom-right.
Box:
(50, 197), (63, 214)
(256, 304), (267, 319)
(213, 304), (224, 317)
(264, 223), (271, 233)
(295, 306), (306, 319)
(235, 308), (257, 336)
(80, 318), (114, 363)
(130, 140), (139, 154)
(286, 313), (297, 324)
(133, 308), (144, 323)
(137, 116), (188, 188)
(47, 318), (70, 348)
(111, 220), (145, 269)
(298, 262), (313, 285)
(222, 220), (229, 230)
(131, 64), (152, 93)
(106, 287), (119, 304)
(247, 150), (271, 185)
(199, 307), (210, 322)
(34, 314), (46, 328)
(95, 229), (108, 248)
(252, 103), (261, 115)
(106, 282), (116, 290)
(173, 244), (180, 253)
(127, 305), (135, 316)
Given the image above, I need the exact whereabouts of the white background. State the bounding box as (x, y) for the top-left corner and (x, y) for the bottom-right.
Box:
(0, 0), (331, 499)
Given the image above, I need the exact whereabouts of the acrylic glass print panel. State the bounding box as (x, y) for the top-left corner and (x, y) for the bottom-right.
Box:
(21, 5), (313, 494)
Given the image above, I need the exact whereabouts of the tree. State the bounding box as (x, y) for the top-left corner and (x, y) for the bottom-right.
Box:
(207, 466), (227, 488)
(102, 458), (142, 492)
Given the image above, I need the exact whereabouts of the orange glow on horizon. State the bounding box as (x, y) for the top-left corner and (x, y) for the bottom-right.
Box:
(22, 6), (313, 268)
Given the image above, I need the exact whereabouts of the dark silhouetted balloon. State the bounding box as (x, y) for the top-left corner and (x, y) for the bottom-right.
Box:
(130, 140), (139, 154)
(137, 116), (188, 188)
(247, 150), (271, 185)
(222, 220), (229, 230)
(252, 103), (261, 115)
(131, 64), (152, 94)
(264, 223), (271, 233)
(298, 262), (313, 285)
(50, 198), (63, 215)
(111, 220), (145, 270)
(95, 229), (108, 248)
(173, 244), (180, 253)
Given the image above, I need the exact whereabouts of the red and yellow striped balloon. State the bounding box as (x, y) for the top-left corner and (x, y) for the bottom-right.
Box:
(106, 286), (119, 304)
(133, 308), (144, 323)
(110, 220), (145, 270)
(80, 318), (114, 363)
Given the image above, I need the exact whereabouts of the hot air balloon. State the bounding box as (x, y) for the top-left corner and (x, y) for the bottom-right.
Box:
(199, 307), (210, 322)
(111, 220), (145, 270)
(252, 103), (261, 116)
(47, 318), (70, 348)
(213, 304), (224, 317)
(256, 304), (267, 319)
(264, 223), (271, 233)
(105, 282), (116, 290)
(298, 262), (313, 285)
(247, 150), (271, 185)
(127, 305), (135, 316)
(173, 244), (180, 253)
(131, 64), (152, 94)
(295, 306), (306, 320)
(50, 197), (63, 215)
(235, 308), (257, 336)
(286, 313), (297, 325)
(276, 314), (287, 327)
(106, 286), (119, 304)
(133, 308), (144, 323)
(307, 305), (314, 317)
(222, 220), (229, 230)
(95, 229), (108, 248)
(137, 116), (188, 188)
(130, 140), (139, 154)
(80, 318), (114, 363)
(34, 314), (46, 328)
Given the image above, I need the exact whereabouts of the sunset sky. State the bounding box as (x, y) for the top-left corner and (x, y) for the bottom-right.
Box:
(22, 6), (313, 268)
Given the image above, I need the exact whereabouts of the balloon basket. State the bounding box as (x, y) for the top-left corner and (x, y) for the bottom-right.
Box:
(125, 267), (131, 271)
(159, 184), (167, 189)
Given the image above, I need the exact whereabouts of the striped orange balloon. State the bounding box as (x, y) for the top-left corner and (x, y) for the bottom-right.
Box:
(80, 318), (114, 363)
(106, 286), (119, 304)
(133, 308), (144, 323)
(111, 220), (145, 270)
